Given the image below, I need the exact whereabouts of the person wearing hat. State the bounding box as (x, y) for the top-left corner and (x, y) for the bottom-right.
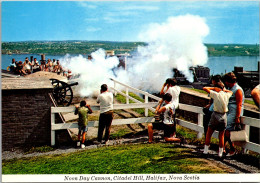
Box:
(96, 84), (114, 145)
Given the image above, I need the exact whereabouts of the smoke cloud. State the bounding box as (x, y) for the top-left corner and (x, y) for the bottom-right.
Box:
(60, 49), (121, 96)
(61, 14), (209, 97)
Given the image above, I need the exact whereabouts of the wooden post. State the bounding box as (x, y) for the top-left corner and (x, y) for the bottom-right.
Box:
(51, 109), (56, 146)
(126, 87), (129, 104)
(197, 113), (203, 139)
(113, 80), (117, 96)
(145, 94), (148, 117)
(243, 124), (250, 154)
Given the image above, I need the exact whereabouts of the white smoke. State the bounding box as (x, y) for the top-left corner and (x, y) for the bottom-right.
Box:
(60, 49), (121, 96)
(60, 14), (209, 97)
(125, 14), (209, 92)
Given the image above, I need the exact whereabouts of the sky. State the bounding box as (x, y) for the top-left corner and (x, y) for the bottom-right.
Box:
(1, 0), (259, 44)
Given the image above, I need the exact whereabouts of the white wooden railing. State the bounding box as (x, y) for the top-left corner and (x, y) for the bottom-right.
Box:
(50, 78), (260, 154)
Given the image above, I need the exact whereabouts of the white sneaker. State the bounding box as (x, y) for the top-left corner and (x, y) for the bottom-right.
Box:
(105, 140), (109, 145)
(218, 153), (223, 158)
(81, 144), (85, 148)
(77, 142), (80, 147)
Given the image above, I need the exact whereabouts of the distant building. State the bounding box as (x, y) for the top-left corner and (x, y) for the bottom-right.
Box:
(106, 50), (115, 56)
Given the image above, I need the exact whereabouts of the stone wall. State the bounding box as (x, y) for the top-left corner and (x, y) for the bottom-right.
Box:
(2, 89), (53, 150)
(178, 89), (209, 123)
(2, 89), (72, 151)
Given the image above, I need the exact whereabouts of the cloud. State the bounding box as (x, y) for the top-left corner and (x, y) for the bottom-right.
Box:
(77, 1), (97, 9)
(103, 16), (130, 24)
(85, 18), (99, 22)
(119, 5), (159, 11)
(86, 26), (101, 32)
(166, 1), (258, 12)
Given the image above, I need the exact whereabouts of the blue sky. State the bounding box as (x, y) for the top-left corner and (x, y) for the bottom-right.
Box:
(1, 1), (259, 44)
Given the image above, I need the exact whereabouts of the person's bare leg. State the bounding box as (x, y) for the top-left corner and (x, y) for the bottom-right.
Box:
(82, 132), (86, 144)
(203, 127), (214, 154)
(164, 137), (181, 142)
(148, 123), (154, 143)
(225, 130), (235, 155)
(251, 87), (260, 108)
(218, 130), (225, 157)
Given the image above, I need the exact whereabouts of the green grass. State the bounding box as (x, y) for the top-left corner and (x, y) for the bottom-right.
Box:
(110, 128), (133, 139)
(25, 146), (55, 154)
(244, 99), (255, 105)
(2, 143), (230, 174)
(115, 92), (154, 116)
(190, 88), (208, 94)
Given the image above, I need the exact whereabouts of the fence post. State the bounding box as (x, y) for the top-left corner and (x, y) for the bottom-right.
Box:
(51, 109), (56, 146)
(113, 80), (117, 96)
(243, 124), (250, 154)
(197, 113), (203, 139)
(145, 94), (148, 117)
(126, 87), (129, 104)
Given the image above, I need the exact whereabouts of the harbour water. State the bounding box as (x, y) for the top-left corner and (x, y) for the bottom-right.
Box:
(1, 54), (259, 75)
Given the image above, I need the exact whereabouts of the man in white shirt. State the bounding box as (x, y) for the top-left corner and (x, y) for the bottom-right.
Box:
(202, 83), (233, 158)
(97, 84), (114, 145)
(160, 78), (181, 109)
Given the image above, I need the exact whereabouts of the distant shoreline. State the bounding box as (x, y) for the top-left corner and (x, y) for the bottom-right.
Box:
(2, 41), (259, 57)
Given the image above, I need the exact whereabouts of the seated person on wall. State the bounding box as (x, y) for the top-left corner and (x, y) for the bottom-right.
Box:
(31, 58), (41, 73)
(53, 60), (63, 74)
(14, 61), (27, 76)
(23, 58), (32, 74)
(9, 58), (16, 72)
(39, 60), (46, 71)
(148, 93), (181, 143)
(46, 59), (53, 72)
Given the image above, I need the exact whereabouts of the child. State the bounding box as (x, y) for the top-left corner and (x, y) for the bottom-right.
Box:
(148, 93), (180, 143)
(202, 83), (233, 158)
(75, 100), (93, 148)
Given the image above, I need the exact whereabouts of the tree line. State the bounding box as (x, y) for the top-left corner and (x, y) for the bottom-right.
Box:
(2, 41), (259, 56)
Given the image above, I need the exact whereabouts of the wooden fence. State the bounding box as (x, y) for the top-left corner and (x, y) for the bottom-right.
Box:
(51, 78), (260, 154)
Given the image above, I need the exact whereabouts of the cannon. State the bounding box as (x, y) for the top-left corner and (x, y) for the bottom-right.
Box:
(50, 78), (78, 106)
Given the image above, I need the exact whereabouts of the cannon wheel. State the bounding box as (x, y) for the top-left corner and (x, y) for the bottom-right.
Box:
(50, 79), (73, 106)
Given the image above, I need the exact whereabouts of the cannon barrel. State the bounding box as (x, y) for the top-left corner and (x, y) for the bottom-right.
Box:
(67, 82), (78, 87)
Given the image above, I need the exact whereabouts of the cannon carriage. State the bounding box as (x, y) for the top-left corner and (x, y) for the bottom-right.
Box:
(50, 78), (78, 106)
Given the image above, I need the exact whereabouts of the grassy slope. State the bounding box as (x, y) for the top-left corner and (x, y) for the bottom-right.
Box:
(2, 143), (231, 174)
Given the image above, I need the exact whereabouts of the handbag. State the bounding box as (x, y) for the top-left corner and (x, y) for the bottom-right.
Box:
(230, 124), (248, 142)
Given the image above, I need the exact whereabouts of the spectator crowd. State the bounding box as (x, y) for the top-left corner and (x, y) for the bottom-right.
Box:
(8, 57), (72, 79)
